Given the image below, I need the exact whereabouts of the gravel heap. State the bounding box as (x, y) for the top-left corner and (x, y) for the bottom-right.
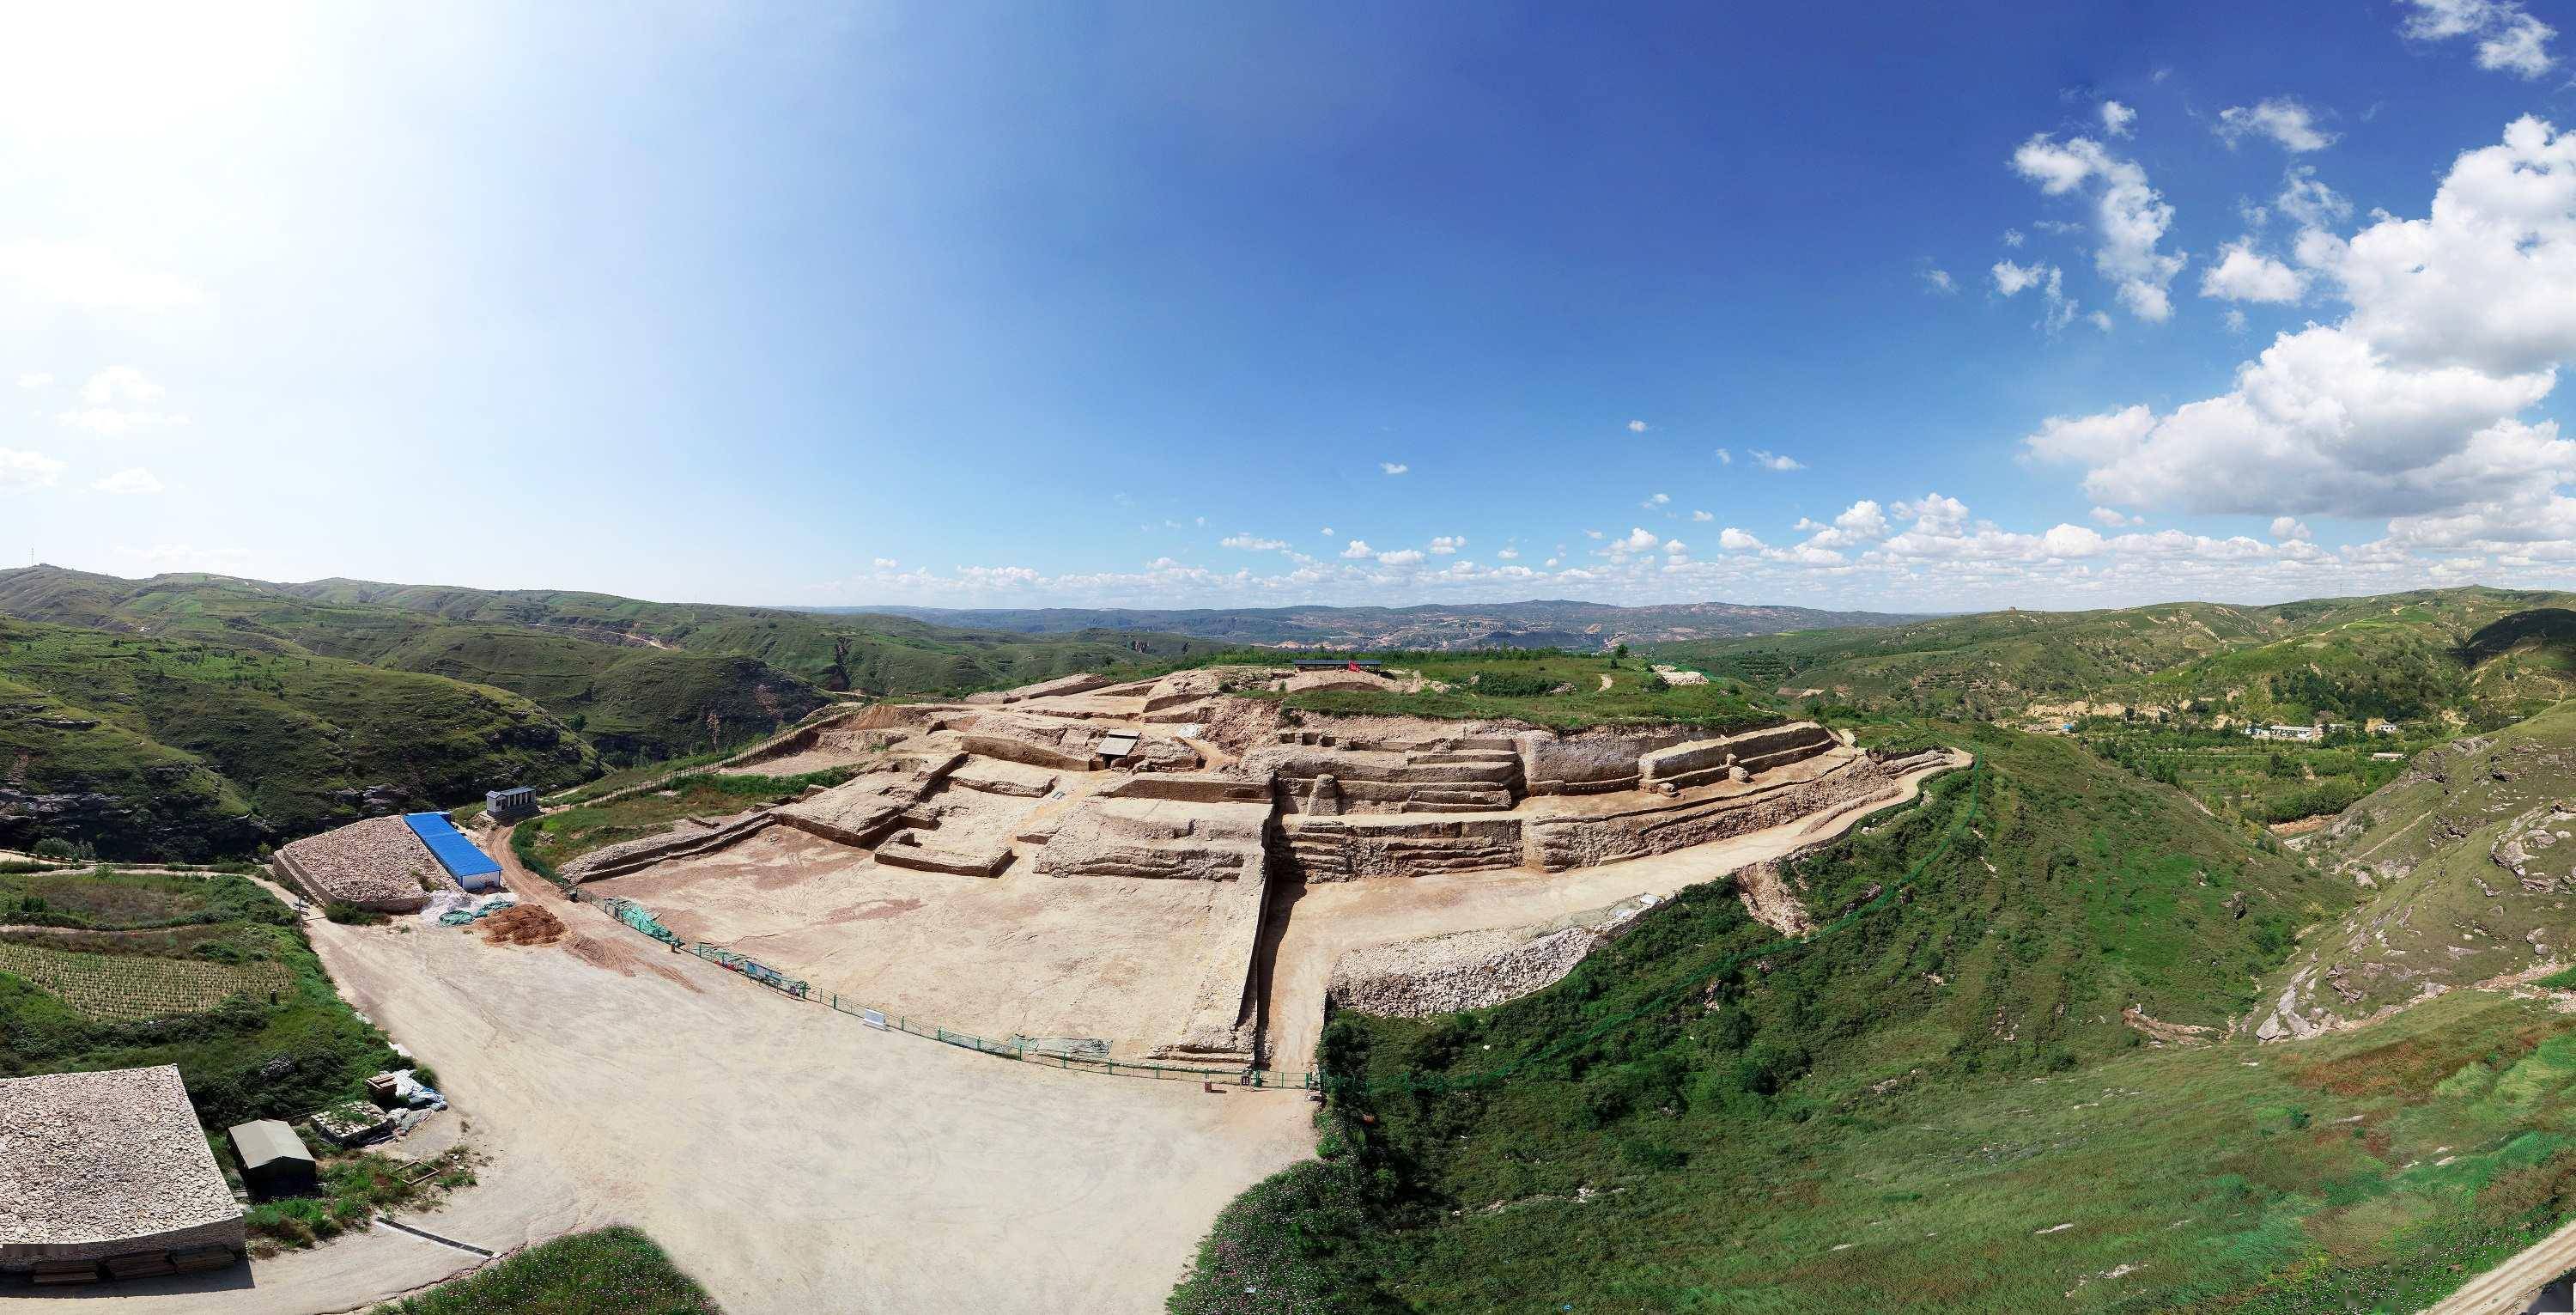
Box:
(1327, 924), (1604, 1018)
(0, 1065), (242, 1250)
(278, 815), (443, 911)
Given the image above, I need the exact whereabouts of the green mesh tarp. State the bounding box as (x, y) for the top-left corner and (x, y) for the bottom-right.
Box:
(600, 897), (682, 946)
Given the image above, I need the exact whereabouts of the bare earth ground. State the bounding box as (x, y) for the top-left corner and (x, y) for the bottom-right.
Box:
(9, 872), (1309, 1315)
(1259, 750), (1968, 1071)
(587, 826), (1250, 1055)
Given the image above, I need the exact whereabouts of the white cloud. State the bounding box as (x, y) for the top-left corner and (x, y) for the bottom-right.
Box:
(1919, 264), (1959, 295)
(1339, 539), (1375, 559)
(1892, 493), (1971, 535)
(2100, 100), (2136, 137)
(1583, 529), (1605, 539)
(2216, 98), (2336, 153)
(2399, 0), (2558, 77)
(2089, 506), (2143, 527)
(58, 366), (186, 436)
(1379, 462), (1408, 476)
(1747, 448), (1805, 472)
(2274, 167), (2352, 230)
(2271, 516), (2313, 540)
(1319, 527), (1333, 536)
(1691, 509), (1713, 521)
(0, 447), (67, 493)
(1626, 419), (1649, 433)
(873, 557), (899, 569)
(2002, 228), (2026, 247)
(2199, 240), (2306, 302)
(1220, 533), (1289, 551)
(2009, 133), (2186, 321)
(0, 241), (208, 314)
(2224, 308), (2250, 333)
(1428, 535), (1466, 555)
(90, 467), (162, 495)
(1641, 492), (1669, 509)
(1992, 259), (2080, 332)
(1375, 548), (1425, 567)
(15, 373), (52, 390)
(1497, 546), (1519, 559)
(1718, 527), (1765, 551)
(1713, 447), (1733, 466)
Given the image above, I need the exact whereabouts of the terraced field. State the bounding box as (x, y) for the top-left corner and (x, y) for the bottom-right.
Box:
(0, 936), (295, 1020)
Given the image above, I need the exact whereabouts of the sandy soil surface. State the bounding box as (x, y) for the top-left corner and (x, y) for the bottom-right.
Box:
(1258, 750), (1967, 1071)
(587, 826), (1255, 1056)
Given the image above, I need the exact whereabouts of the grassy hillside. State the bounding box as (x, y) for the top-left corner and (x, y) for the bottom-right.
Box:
(0, 565), (1212, 748)
(1175, 725), (2515, 1313)
(0, 615), (596, 858)
(844, 599), (1931, 648)
(1659, 587), (2576, 728)
(2257, 699), (2576, 1032)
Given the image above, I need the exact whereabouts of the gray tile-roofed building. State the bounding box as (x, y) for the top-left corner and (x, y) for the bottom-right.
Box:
(0, 1065), (246, 1270)
(228, 1118), (317, 1198)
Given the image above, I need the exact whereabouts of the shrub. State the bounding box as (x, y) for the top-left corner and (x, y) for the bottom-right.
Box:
(323, 903), (387, 926)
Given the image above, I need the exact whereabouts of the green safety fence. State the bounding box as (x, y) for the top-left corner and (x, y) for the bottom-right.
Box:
(598, 896), (682, 946)
(692, 944), (810, 997)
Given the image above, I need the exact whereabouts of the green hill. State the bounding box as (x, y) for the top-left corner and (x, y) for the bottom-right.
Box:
(0, 615), (597, 859)
(1172, 724), (2576, 1312)
(1657, 587), (2576, 728)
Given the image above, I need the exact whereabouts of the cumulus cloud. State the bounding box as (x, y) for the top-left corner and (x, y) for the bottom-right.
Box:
(1691, 509), (1713, 521)
(1627, 419), (1649, 433)
(1919, 264), (1959, 295)
(1340, 539), (1375, 559)
(1497, 546), (1519, 559)
(1220, 533), (1289, 551)
(1375, 548), (1425, 566)
(1379, 462), (1408, 476)
(1718, 527), (1765, 551)
(1641, 492), (1669, 509)
(58, 366), (188, 436)
(2199, 239), (2306, 302)
(2216, 98), (2336, 152)
(0, 447), (66, 492)
(873, 557), (899, 568)
(2002, 228), (2026, 247)
(91, 467), (162, 495)
(2399, 0), (2557, 77)
(1714, 447), (1732, 466)
(2090, 506), (2144, 527)
(2009, 132), (2186, 321)
(1428, 535), (1466, 555)
(2272, 516), (2313, 540)
(2029, 118), (2576, 535)
(1747, 449), (1805, 472)
(2100, 100), (2136, 137)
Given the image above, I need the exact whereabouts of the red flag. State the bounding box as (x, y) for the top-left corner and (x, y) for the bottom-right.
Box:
(1347, 661), (1362, 673)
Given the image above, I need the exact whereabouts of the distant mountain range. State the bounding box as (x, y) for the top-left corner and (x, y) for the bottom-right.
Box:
(819, 600), (1933, 651)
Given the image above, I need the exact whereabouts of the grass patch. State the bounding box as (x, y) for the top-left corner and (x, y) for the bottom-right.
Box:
(1261, 650), (1770, 732)
(245, 1148), (478, 1254)
(0, 866), (290, 930)
(518, 768), (854, 868)
(369, 1227), (720, 1314)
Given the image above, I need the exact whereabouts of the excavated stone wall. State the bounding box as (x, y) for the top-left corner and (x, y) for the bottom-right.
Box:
(1513, 727), (1702, 794)
(1034, 798), (1270, 881)
(1251, 740), (1525, 815)
(1281, 814), (1525, 880)
(1528, 753), (1893, 871)
(1636, 723), (1835, 793)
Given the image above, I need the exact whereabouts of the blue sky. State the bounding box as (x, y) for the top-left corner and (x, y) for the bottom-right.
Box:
(5, 2), (2576, 612)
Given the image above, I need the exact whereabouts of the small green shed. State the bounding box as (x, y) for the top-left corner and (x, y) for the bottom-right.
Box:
(228, 1118), (317, 1198)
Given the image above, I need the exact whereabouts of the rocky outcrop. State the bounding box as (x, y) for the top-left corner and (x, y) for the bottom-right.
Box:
(773, 753), (964, 849)
(559, 812), (776, 882)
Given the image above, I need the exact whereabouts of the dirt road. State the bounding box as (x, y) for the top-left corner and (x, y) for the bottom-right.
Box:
(1259, 751), (1968, 1071)
(2421, 1221), (2576, 1313)
(19, 855), (1310, 1315)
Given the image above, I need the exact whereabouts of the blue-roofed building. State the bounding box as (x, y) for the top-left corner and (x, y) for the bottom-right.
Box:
(402, 813), (502, 892)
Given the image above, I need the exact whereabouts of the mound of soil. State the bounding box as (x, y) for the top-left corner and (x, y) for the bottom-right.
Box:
(479, 904), (566, 947)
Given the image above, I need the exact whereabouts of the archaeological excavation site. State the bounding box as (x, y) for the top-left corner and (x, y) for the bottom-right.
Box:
(559, 665), (1965, 1070)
